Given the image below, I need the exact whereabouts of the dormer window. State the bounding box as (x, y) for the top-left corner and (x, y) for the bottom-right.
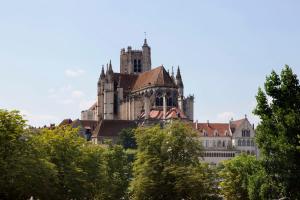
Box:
(214, 130), (219, 137)
(225, 130), (229, 136)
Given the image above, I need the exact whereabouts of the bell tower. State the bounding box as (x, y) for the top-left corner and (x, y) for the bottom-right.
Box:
(120, 39), (151, 74)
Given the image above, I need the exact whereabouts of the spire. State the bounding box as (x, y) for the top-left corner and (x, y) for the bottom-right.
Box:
(176, 66), (183, 87)
(100, 65), (105, 79)
(176, 66), (182, 79)
(171, 66), (174, 77)
(108, 60), (113, 73)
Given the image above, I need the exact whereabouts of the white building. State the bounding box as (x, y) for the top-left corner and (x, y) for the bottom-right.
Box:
(194, 117), (258, 164)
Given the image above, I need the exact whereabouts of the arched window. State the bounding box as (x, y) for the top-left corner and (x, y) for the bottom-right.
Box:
(238, 139), (241, 146)
(167, 97), (173, 106)
(155, 97), (163, 106)
(247, 140), (250, 146)
(134, 59), (138, 72)
(225, 131), (229, 136)
(217, 140), (222, 147)
(242, 140), (246, 146)
(222, 141), (226, 147)
(214, 130), (219, 137)
(137, 60), (142, 72)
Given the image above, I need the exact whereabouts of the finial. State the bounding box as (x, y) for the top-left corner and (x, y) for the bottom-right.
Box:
(171, 66), (174, 77)
(143, 32), (148, 46)
(245, 114), (247, 119)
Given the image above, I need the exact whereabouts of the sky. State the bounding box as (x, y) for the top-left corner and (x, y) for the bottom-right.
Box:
(1, 0), (300, 127)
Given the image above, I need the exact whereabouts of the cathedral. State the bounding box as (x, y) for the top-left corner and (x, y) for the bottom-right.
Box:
(65, 39), (258, 164)
(81, 39), (194, 123)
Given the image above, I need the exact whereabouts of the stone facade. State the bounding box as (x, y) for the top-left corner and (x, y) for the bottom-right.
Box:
(76, 39), (258, 165)
(194, 117), (258, 165)
(82, 39), (194, 123)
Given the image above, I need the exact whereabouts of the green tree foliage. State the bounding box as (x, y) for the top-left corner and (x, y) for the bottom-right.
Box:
(117, 128), (137, 149)
(130, 122), (219, 200)
(0, 109), (57, 199)
(0, 109), (132, 200)
(219, 154), (260, 200)
(253, 65), (300, 199)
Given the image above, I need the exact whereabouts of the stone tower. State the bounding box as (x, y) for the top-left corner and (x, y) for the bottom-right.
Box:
(120, 39), (151, 74)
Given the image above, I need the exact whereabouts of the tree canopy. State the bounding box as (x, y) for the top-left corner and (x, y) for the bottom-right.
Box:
(130, 122), (219, 200)
(253, 65), (300, 199)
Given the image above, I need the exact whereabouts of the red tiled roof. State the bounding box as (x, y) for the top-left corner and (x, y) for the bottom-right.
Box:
(193, 118), (247, 137)
(92, 120), (137, 137)
(114, 73), (138, 92)
(132, 66), (176, 91)
(139, 107), (187, 120)
(195, 123), (230, 137)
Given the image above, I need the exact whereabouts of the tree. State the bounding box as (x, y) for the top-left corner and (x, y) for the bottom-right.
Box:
(0, 109), (57, 200)
(219, 154), (260, 200)
(103, 145), (132, 200)
(253, 65), (300, 199)
(130, 122), (219, 200)
(117, 128), (137, 149)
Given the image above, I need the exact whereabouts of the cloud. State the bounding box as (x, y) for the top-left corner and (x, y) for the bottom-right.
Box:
(65, 69), (85, 77)
(72, 90), (84, 98)
(216, 111), (235, 122)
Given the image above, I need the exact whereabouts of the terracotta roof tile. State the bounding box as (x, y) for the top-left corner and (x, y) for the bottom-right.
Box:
(92, 120), (137, 137)
(194, 123), (230, 137)
(139, 107), (187, 120)
(132, 66), (176, 91)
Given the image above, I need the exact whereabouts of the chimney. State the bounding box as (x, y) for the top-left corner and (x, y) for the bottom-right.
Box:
(207, 120), (209, 127)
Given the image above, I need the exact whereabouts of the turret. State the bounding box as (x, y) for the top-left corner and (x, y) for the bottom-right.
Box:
(103, 60), (115, 120)
(142, 38), (151, 72)
(176, 66), (184, 111)
(97, 65), (105, 121)
(176, 66), (184, 94)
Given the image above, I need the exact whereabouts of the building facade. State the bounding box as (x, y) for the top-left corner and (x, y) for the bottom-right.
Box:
(81, 39), (194, 123)
(77, 39), (258, 164)
(194, 117), (258, 164)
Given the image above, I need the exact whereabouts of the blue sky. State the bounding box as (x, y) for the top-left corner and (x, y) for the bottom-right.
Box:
(1, 0), (300, 126)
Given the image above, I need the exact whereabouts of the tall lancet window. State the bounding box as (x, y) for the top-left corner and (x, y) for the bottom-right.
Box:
(137, 60), (142, 72)
(134, 59), (142, 73)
